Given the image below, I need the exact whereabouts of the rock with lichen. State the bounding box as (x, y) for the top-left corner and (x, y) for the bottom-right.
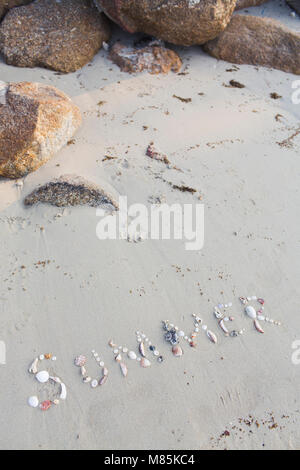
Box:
(203, 15), (300, 75)
(94, 0), (237, 46)
(109, 42), (182, 74)
(0, 1), (32, 19)
(24, 175), (119, 209)
(235, 0), (269, 9)
(0, 82), (81, 179)
(0, 0), (111, 73)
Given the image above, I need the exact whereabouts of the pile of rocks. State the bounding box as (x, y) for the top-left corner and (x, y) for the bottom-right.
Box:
(0, 0), (298, 183)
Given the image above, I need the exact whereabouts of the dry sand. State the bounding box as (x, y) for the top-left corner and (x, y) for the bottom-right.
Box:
(0, 0), (299, 450)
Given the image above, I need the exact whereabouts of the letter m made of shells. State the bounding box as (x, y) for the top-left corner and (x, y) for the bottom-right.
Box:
(0, 82), (81, 179)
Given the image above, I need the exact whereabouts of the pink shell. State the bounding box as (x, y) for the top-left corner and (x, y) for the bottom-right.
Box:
(40, 400), (51, 411)
(74, 355), (86, 367)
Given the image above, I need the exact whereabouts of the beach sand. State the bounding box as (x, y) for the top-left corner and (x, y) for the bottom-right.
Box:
(0, 0), (299, 450)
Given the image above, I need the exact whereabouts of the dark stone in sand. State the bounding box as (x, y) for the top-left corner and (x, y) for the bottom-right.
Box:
(24, 175), (119, 209)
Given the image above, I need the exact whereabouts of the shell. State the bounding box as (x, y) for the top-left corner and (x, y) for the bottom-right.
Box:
(99, 375), (108, 386)
(102, 367), (109, 376)
(28, 358), (39, 374)
(254, 319), (265, 334)
(28, 396), (39, 408)
(83, 376), (92, 383)
(53, 399), (60, 405)
(128, 351), (137, 360)
(245, 305), (257, 319)
(60, 383), (67, 400)
(257, 298), (265, 305)
(40, 400), (51, 411)
(239, 297), (247, 305)
(74, 355), (86, 367)
(214, 307), (224, 319)
(108, 339), (116, 347)
(139, 342), (146, 358)
(80, 366), (87, 376)
(140, 358), (151, 368)
(91, 379), (98, 388)
(207, 330), (218, 344)
(50, 376), (62, 384)
(219, 319), (229, 336)
(36, 370), (49, 383)
(120, 362), (128, 377)
(115, 353), (122, 362)
(44, 353), (52, 360)
(172, 345), (183, 357)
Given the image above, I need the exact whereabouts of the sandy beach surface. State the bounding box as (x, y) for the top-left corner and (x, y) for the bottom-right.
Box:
(0, 0), (299, 450)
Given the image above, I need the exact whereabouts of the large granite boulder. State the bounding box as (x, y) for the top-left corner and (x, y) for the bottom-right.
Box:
(0, 0), (111, 73)
(94, 0), (237, 46)
(0, 82), (81, 179)
(203, 15), (300, 75)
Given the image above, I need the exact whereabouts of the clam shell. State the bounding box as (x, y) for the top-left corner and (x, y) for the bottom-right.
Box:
(99, 375), (108, 386)
(172, 345), (183, 357)
(40, 400), (51, 411)
(207, 330), (218, 344)
(83, 376), (92, 383)
(139, 342), (146, 358)
(254, 319), (265, 334)
(28, 396), (39, 408)
(74, 355), (86, 367)
(102, 367), (109, 376)
(60, 383), (67, 400)
(36, 370), (49, 383)
(219, 319), (229, 336)
(28, 358), (39, 374)
(245, 305), (257, 319)
(120, 362), (128, 377)
(140, 358), (151, 368)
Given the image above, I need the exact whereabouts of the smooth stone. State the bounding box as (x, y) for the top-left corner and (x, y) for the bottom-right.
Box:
(245, 305), (257, 319)
(28, 396), (39, 408)
(128, 351), (137, 360)
(36, 370), (49, 383)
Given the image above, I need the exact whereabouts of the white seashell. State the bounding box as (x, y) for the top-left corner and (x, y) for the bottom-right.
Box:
(83, 376), (92, 383)
(172, 345), (183, 357)
(99, 375), (108, 386)
(80, 366), (87, 376)
(115, 353), (122, 362)
(103, 367), (109, 376)
(128, 351), (137, 360)
(91, 380), (98, 388)
(219, 319), (229, 336)
(109, 340), (116, 348)
(36, 370), (49, 383)
(113, 349), (119, 354)
(178, 330), (185, 337)
(245, 305), (257, 319)
(120, 362), (128, 377)
(207, 330), (218, 344)
(254, 319), (265, 334)
(139, 342), (146, 358)
(140, 358), (151, 368)
(28, 396), (39, 408)
(60, 383), (67, 400)
(257, 315), (265, 321)
(53, 399), (60, 405)
(28, 358), (39, 374)
(74, 355), (86, 367)
(39, 354), (45, 361)
(214, 307), (224, 320)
